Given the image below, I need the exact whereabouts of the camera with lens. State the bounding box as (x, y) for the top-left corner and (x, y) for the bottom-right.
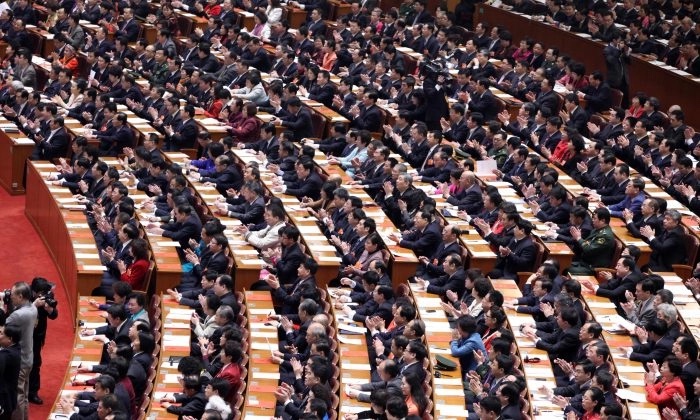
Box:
(420, 61), (450, 82)
(31, 277), (58, 309)
(43, 290), (58, 308)
(0, 289), (10, 306)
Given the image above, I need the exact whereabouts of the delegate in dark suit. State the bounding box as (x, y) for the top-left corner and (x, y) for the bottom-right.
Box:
(0, 342), (21, 419)
(398, 220), (442, 258)
(273, 276), (319, 316)
(490, 235), (536, 280)
(647, 224), (686, 272)
(351, 103), (383, 132)
(535, 308), (581, 362)
(31, 127), (69, 161)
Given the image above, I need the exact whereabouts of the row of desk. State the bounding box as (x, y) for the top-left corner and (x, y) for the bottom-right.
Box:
(477, 5), (700, 128)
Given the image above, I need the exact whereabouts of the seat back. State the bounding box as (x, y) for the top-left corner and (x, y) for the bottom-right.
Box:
(684, 233), (699, 266)
(609, 88), (624, 108)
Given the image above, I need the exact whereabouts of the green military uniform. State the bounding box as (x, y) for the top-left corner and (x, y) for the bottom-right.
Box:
(568, 225), (615, 275)
(488, 146), (508, 169)
(149, 63), (169, 87)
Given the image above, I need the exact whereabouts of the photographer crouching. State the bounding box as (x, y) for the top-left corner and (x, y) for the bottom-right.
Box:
(28, 277), (58, 406)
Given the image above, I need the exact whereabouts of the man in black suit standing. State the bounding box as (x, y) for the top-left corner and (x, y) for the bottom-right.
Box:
(561, 93), (589, 137)
(604, 33), (631, 108)
(0, 324), (22, 418)
(414, 224), (462, 280)
(116, 7), (140, 42)
(623, 198), (662, 238)
(270, 226), (306, 286)
(581, 257), (639, 308)
(94, 112), (134, 156)
(267, 256), (320, 315)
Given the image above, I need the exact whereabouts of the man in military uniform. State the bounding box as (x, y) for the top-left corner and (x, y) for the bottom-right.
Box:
(567, 208), (615, 275)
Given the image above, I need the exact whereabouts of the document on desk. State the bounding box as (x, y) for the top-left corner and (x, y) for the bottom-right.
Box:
(421, 321), (452, 332)
(342, 363), (372, 371)
(337, 334), (363, 345)
(250, 341), (276, 352)
(166, 312), (192, 321)
(615, 388), (647, 402)
(338, 323), (367, 335)
(156, 241), (181, 247)
(252, 370), (280, 380)
(79, 265), (107, 271)
(434, 377), (463, 386)
(75, 253), (100, 259)
(434, 405), (469, 417)
(585, 300), (616, 309)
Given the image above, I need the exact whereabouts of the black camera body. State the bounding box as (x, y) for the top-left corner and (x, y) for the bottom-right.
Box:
(1, 289), (10, 306)
(420, 61), (449, 82)
(43, 291), (58, 308)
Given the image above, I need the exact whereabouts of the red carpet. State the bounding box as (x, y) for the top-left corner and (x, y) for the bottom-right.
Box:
(0, 186), (74, 419)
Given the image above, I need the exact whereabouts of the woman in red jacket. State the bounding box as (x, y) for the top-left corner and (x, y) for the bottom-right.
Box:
(118, 238), (150, 291)
(228, 102), (261, 144)
(215, 340), (243, 401)
(206, 86), (231, 119)
(645, 355), (686, 411)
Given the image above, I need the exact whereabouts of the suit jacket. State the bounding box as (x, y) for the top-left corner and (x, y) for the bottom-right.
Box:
(285, 171), (323, 200)
(630, 334), (674, 363)
(536, 326), (581, 362)
(275, 243), (305, 285)
(648, 226), (686, 271)
(161, 215), (203, 249)
(193, 250), (228, 279)
(351, 104), (383, 132)
(595, 273), (640, 306)
(399, 221), (442, 258)
(468, 89), (499, 121)
(536, 202), (571, 225)
(497, 236), (537, 280)
(35, 128), (69, 161)
(0, 344), (21, 416)
(228, 196), (265, 225)
(447, 183), (483, 214)
(566, 106), (589, 136)
(626, 214), (662, 238)
(281, 108), (313, 141)
(273, 276), (319, 315)
(427, 268), (466, 297)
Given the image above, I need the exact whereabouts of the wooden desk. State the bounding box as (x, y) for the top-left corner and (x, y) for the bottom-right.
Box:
(242, 291), (278, 417)
(493, 279), (564, 418)
(327, 288), (373, 416)
(409, 284), (468, 419)
(25, 161), (103, 320)
(233, 8), (256, 29)
(27, 26), (56, 58)
(148, 296), (193, 419)
(285, 7), (308, 29)
(573, 275), (663, 419)
(161, 152), (271, 291)
(0, 125), (34, 195)
(48, 296), (106, 418)
(477, 5), (700, 128)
